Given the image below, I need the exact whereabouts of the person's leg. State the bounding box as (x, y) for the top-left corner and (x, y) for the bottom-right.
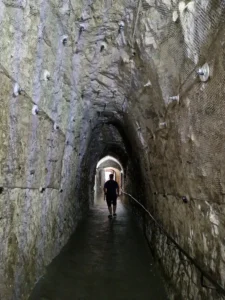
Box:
(107, 199), (112, 218)
(113, 197), (117, 216)
(108, 205), (112, 215)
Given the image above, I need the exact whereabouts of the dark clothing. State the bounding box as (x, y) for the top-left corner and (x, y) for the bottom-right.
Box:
(106, 197), (117, 208)
(104, 180), (119, 207)
(104, 180), (119, 197)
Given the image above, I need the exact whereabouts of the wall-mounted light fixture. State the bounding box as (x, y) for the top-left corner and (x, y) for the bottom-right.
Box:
(100, 41), (107, 52)
(196, 63), (210, 82)
(168, 95), (179, 107)
(43, 70), (51, 81)
(62, 35), (68, 45)
(144, 80), (152, 87)
(168, 95), (179, 102)
(32, 105), (39, 115)
(79, 24), (85, 35)
(13, 83), (23, 97)
(54, 123), (59, 130)
(159, 122), (167, 129)
(118, 21), (125, 34)
(39, 187), (46, 193)
(182, 196), (188, 203)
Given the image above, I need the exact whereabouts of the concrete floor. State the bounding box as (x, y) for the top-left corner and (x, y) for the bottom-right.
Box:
(29, 196), (168, 300)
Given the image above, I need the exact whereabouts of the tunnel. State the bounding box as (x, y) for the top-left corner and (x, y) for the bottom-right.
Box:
(0, 0), (225, 299)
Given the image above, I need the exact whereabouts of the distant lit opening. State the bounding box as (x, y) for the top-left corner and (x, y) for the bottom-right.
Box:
(94, 156), (124, 203)
(105, 170), (115, 181)
(96, 155), (123, 170)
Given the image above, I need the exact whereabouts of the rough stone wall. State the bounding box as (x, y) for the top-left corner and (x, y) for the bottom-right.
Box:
(0, 1), (92, 298)
(0, 63), (86, 299)
(147, 23), (225, 299)
(122, 1), (225, 299)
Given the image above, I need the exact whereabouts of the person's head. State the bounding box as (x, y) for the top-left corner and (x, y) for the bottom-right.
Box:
(109, 174), (114, 180)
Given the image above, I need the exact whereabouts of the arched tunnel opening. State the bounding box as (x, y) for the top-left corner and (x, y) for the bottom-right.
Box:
(1, 1), (225, 300)
(94, 155), (124, 197)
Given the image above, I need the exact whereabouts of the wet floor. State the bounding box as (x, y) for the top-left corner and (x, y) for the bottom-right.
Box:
(29, 195), (168, 300)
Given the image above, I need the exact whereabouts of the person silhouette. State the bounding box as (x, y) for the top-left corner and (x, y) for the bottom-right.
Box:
(104, 174), (119, 219)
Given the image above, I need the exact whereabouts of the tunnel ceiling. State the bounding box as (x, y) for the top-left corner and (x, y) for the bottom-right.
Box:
(97, 158), (122, 171)
(1, 0), (224, 172)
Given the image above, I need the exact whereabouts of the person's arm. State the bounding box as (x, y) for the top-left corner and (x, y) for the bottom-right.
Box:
(104, 182), (107, 195)
(116, 182), (119, 196)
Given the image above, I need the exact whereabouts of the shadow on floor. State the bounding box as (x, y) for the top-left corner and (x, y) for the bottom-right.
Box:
(29, 195), (168, 300)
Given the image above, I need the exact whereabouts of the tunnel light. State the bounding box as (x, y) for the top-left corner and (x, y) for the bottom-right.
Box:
(13, 82), (23, 97)
(168, 95), (179, 107)
(62, 35), (68, 45)
(79, 24), (85, 35)
(32, 105), (39, 115)
(43, 70), (51, 81)
(54, 122), (59, 130)
(159, 122), (167, 129)
(118, 21), (125, 34)
(196, 63), (210, 82)
(39, 187), (46, 193)
(182, 196), (188, 203)
(144, 80), (152, 87)
(97, 156), (123, 172)
(197, 69), (204, 76)
(100, 42), (107, 52)
(169, 95), (179, 102)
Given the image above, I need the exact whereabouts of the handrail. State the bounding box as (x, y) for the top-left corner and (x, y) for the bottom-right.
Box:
(122, 190), (225, 296)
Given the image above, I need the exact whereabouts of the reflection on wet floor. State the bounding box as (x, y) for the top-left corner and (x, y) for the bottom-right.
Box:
(29, 195), (168, 300)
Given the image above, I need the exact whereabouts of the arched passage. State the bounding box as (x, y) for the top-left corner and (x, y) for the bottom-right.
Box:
(94, 155), (124, 199)
(77, 118), (146, 213)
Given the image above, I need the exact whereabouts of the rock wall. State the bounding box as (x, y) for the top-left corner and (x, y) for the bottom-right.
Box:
(121, 1), (225, 299)
(0, 1), (92, 298)
(0, 63), (87, 299)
